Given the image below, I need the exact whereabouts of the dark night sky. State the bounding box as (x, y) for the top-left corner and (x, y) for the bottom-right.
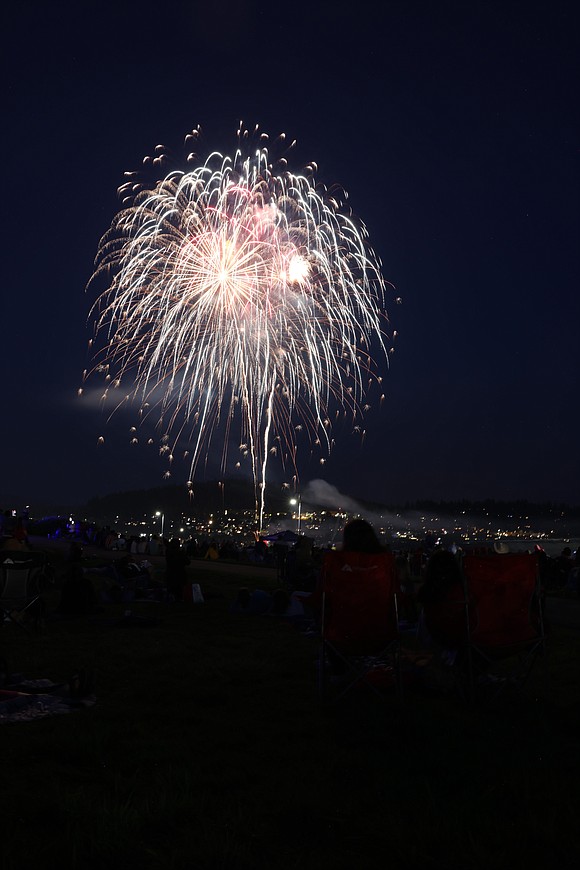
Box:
(3, 0), (579, 512)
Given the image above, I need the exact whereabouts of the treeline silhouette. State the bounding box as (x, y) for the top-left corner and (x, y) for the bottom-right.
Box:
(78, 483), (580, 524)
(82, 480), (290, 521)
(395, 498), (580, 518)
(26, 481), (579, 523)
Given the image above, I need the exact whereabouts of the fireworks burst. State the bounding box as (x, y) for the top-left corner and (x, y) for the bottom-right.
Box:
(86, 125), (394, 529)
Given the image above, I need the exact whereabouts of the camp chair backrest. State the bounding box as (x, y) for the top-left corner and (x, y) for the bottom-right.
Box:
(321, 551), (398, 655)
(462, 553), (541, 647)
(0, 551), (45, 566)
(1, 561), (37, 600)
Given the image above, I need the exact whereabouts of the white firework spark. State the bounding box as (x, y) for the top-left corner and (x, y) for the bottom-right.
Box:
(86, 125), (393, 528)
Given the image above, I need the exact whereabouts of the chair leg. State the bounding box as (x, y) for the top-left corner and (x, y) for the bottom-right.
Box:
(318, 641), (403, 703)
(1, 596), (43, 634)
(317, 646), (327, 700)
(3, 610), (31, 633)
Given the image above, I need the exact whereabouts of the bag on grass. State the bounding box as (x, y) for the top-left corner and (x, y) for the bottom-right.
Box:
(183, 582), (204, 604)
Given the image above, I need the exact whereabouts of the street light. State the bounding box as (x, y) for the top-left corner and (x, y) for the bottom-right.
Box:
(290, 496), (302, 534)
(155, 510), (165, 538)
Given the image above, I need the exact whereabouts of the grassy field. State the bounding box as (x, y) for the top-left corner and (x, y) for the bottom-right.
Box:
(1, 542), (579, 870)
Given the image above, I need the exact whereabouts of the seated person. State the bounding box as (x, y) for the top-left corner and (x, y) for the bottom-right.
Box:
(230, 587), (273, 615)
(417, 549), (466, 650)
(229, 586), (307, 622)
(303, 518), (389, 624)
(148, 535), (163, 556)
(204, 542), (220, 561)
(395, 553), (418, 624)
(552, 547), (575, 587)
(92, 555), (152, 602)
(58, 552), (99, 615)
(566, 548), (580, 592)
(1, 527), (30, 551)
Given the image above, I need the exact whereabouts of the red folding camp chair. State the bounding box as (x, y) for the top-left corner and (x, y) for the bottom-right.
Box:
(318, 550), (401, 701)
(462, 552), (547, 701)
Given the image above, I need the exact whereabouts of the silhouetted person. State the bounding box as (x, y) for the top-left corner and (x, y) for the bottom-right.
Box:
(341, 518), (386, 553)
(395, 553), (418, 623)
(417, 549), (465, 650)
(418, 549), (462, 606)
(164, 538), (190, 601)
(254, 537), (267, 561)
(59, 545), (98, 615)
(306, 519), (388, 638)
(552, 546), (574, 587)
(566, 548), (580, 592)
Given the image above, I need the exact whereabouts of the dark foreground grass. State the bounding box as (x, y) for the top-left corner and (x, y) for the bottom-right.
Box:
(1, 548), (580, 870)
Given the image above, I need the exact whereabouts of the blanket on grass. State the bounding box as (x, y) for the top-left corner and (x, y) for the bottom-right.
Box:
(0, 677), (96, 725)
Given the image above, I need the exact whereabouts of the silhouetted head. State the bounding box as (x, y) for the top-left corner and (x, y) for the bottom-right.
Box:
(342, 519), (384, 553)
(425, 549), (462, 586)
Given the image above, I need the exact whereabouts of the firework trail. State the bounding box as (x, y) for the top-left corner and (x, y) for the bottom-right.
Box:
(85, 125), (393, 529)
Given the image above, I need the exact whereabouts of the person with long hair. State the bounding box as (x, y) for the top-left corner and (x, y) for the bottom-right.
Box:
(341, 518), (386, 553)
(304, 519), (388, 627)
